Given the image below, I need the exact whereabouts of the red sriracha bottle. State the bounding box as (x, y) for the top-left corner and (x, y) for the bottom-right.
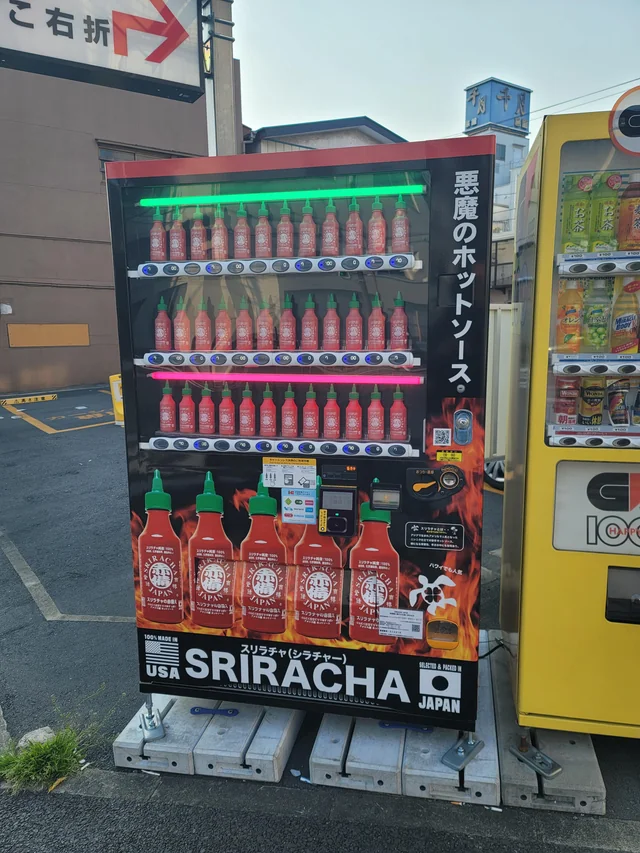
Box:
(139, 470), (183, 624)
(234, 203), (251, 259)
(159, 382), (176, 433)
(278, 293), (297, 350)
(276, 202), (294, 257)
(173, 295), (191, 351)
(367, 385), (385, 440)
(367, 293), (386, 349)
(390, 291), (408, 350)
(349, 502), (399, 644)
(239, 383), (256, 437)
(198, 382), (215, 435)
(389, 385), (407, 440)
(254, 201), (272, 258)
(256, 299), (274, 350)
(323, 293), (341, 350)
(240, 477), (288, 634)
(195, 298), (212, 350)
(150, 207), (166, 262)
(218, 382), (236, 436)
(294, 475), (344, 639)
(302, 384), (319, 439)
(345, 198), (363, 255)
(169, 208), (187, 262)
(214, 297), (232, 351)
(281, 383), (298, 438)
(155, 295), (172, 352)
(179, 382), (196, 434)
(211, 204), (228, 260)
(298, 200), (317, 257)
(190, 205), (208, 261)
(259, 383), (277, 437)
(391, 195), (410, 253)
(301, 293), (319, 349)
(321, 198), (340, 256)
(345, 385), (362, 440)
(189, 472), (235, 629)
(323, 384), (341, 439)
(235, 296), (253, 350)
(345, 292), (363, 350)
(367, 195), (386, 255)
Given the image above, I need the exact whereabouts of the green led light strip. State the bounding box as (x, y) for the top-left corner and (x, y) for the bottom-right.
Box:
(139, 185), (426, 208)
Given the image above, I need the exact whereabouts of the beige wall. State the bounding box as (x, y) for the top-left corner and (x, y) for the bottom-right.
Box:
(0, 68), (207, 393)
(255, 128), (390, 153)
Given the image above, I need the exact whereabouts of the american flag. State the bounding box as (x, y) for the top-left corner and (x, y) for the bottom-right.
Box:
(145, 639), (180, 666)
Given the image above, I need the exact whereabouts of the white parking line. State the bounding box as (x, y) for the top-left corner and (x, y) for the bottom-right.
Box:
(0, 528), (135, 624)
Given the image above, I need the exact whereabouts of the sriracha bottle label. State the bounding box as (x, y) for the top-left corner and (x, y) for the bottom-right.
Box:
(140, 544), (181, 615)
(193, 555), (234, 621)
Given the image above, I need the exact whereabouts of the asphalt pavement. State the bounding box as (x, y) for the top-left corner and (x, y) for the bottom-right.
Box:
(0, 387), (638, 852)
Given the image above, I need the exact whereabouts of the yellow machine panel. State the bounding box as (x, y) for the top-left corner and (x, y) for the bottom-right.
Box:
(501, 112), (640, 738)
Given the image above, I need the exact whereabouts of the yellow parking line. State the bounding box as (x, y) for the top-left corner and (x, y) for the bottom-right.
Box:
(484, 484), (504, 495)
(2, 403), (57, 434)
(53, 421), (116, 433)
(98, 389), (112, 395)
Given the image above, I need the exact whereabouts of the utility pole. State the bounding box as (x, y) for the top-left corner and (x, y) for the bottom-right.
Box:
(201, 0), (242, 156)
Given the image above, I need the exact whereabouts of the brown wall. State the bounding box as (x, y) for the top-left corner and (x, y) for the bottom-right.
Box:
(0, 68), (208, 394)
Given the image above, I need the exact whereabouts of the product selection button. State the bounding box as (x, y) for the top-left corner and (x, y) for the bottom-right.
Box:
(253, 353), (270, 365)
(232, 353), (249, 365)
(389, 255), (408, 269)
(277, 441), (294, 453)
(205, 262), (223, 275)
(320, 443), (337, 454)
(365, 256), (384, 270)
(341, 257), (360, 270)
(147, 353), (165, 365)
(162, 263), (180, 276)
(184, 263), (201, 275)
(342, 443), (359, 455)
(152, 438), (169, 449)
(141, 264), (158, 276)
(234, 440), (251, 451)
(168, 354), (185, 365)
(193, 440), (210, 451)
(318, 258), (336, 271)
(319, 353), (337, 365)
(249, 260), (267, 274)
(210, 353), (228, 365)
(298, 442), (316, 454)
(272, 260), (290, 273)
(295, 259), (313, 272)
(297, 353), (314, 365)
(213, 440), (230, 451)
(388, 353), (407, 366)
(365, 353), (383, 365)
(342, 353), (360, 365)
(190, 354), (206, 365)
(173, 439), (190, 450)
(365, 444), (383, 456)
(255, 441), (272, 452)
(274, 353), (292, 365)
(227, 262), (245, 274)
(388, 444), (406, 457)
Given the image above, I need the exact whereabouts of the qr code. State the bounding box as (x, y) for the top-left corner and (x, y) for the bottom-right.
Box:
(411, 623), (421, 633)
(433, 428), (452, 447)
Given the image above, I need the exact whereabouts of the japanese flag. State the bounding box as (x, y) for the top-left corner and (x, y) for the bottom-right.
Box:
(420, 670), (461, 699)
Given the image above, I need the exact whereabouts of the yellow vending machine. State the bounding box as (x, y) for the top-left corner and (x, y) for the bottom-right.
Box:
(502, 111), (640, 738)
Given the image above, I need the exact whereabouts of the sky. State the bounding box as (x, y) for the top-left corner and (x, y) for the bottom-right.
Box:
(233, 0), (640, 143)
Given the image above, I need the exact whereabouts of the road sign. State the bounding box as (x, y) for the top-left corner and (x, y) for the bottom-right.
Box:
(0, 0), (203, 102)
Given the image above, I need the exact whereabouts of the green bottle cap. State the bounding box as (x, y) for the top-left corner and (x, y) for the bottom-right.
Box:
(145, 469), (171, 512)
(394, 291), (404, 307)
(222, 382), (231, 398)
(306, 384), (316, 400)
(349, 198), (360, 212)
(349, 384), (359, 401)
(259, 299), (269, 310)
(198, 298), (207, 311)
(182, 382), (192, 396)
(218, 297), (227, 311)
(258, 202), (269, 217)
(172, 208), (182, 221)
(162, 381), (172, 395)
(237, 203), (247, 218)
(248, 475), (277, 517)
(326, 292), (337, 309)
(283, 293), (293, 309)
(349, 292), (360, 308)
(395, 194), (407, 209)
(239, 296), (249, 310)
(372, 195), (383, 210)
(215, 204), (223, 219)
(280, 201), (291, 216)
(393, 385), (404, 401)
(201, 381), (211, 397)
(370, 384), (381, 400)
(305, 294), (315, 309)
(176, 295), (185, 312)
(285, 382), (295, 399)
(372, 293), (382, 308)
(327, 383), (337, 400)
(153, 207), (163, 221)
(263, 383), (273, 399)
(325, 198), (337, 214)
(157, 295), (168, 311)
(196, 471), (223, 514)
(242, 382), (252, 398)
(359, 500), (390, 524)
(194, 205), (203, 221)
(302, 199), (313, 215)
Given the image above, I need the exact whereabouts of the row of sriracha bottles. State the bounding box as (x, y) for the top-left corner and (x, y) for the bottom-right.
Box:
(139, 471), (400, 644)
(156, 291), (409, 352)
(149, 196), (411, 263)
(160, 382), (409, 442)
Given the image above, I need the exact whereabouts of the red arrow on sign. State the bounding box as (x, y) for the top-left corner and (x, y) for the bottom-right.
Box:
(113, 0), (189, 64)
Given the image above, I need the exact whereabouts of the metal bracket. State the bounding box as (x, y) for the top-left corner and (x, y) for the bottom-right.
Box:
(442, 731), (485, 771)
(509, 735), (563, 779)
(139, 695), (166, 743)
(190, 706), (239, 717)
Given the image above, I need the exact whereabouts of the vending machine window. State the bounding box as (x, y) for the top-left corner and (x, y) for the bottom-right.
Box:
(107, 140), (494, 729)
(548, 140), (640, 449)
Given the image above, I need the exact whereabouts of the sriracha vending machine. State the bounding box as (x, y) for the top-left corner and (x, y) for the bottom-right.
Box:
(106, 139), (494, 729)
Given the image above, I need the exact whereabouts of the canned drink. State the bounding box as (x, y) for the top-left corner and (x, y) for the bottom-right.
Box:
(554, 376), (580, 425)
(607, 380), (630, 426)
(578, 377), (605, 425)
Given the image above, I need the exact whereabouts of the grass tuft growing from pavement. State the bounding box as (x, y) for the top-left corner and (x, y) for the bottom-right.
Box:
(0, 728), (84, 793)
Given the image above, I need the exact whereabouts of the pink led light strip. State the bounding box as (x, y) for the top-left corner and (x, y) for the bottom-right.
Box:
(150, 371), (423, 386)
